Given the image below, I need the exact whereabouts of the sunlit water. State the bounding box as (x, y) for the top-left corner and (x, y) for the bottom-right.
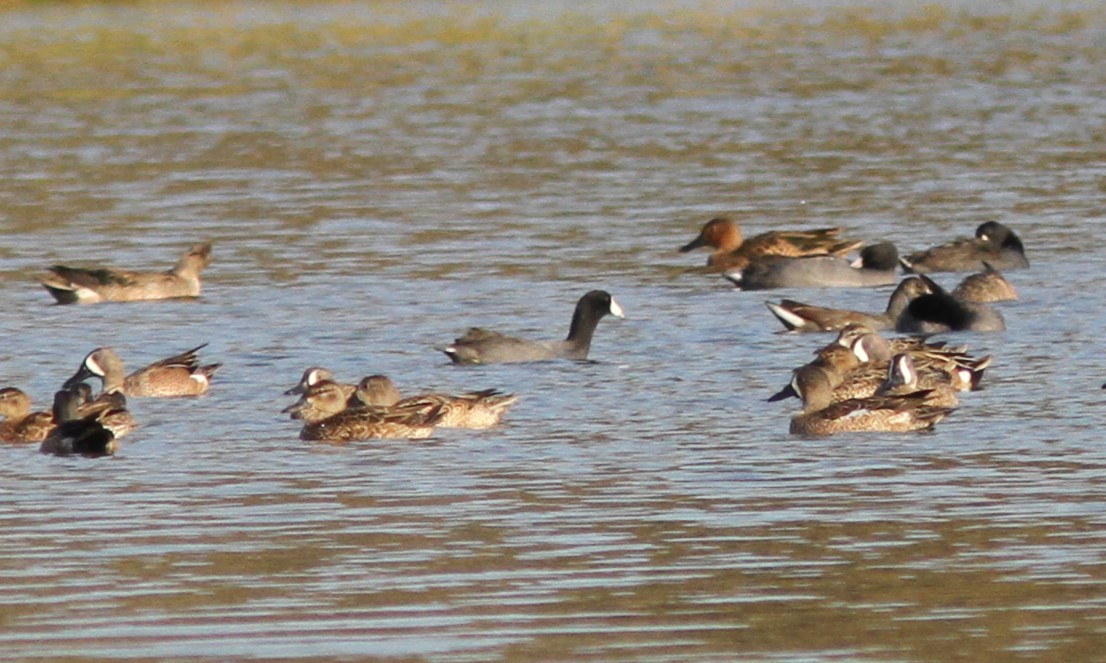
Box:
(1, 1), (1106, 660)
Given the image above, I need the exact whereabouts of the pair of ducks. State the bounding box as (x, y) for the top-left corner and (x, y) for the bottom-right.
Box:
(281, 368), (519, 441)
(682, 217), (1028, 290)
(768, 323), (992, 435)
(1, 345), (221, 456)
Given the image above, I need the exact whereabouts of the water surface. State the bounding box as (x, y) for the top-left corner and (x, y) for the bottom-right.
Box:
(1, 1), (1106, 660)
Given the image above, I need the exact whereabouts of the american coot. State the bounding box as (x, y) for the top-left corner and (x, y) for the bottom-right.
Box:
(765, 275), (932, 333)
(724, 242), (899, 290)
(951, 263), (1019, 302)
(679, 217), (862, 271)
(442, 290), (625, 365)
(901, 222), (1028, 273)
(64, 345), (222, 398)
(895, 275), (1006, 333)
(40, 242), (213, 304)
(354, 375), (519, 429)
(38, 387), (119, 457)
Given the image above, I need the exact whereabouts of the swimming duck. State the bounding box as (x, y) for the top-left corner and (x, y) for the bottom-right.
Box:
(354, 375), (519, 429)
(0, 387), (55, 443)
(900, 222), (1028, 273)
(284, 380), (444, 441)
(442, 290), (625, 364)
(782, 361), (956, 436)
(951, 263), (1018, 303)
(680, 217), (862, 272)
(765, 275), (932, 333)
(38, 387), (118, 457)
(40, 241), (213, 304)
(725, 242), (898, 290)
(64, 344), (221, 398)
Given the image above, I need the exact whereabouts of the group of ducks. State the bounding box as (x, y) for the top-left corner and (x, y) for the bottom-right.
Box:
(0, 345), (220, 456)
(2, 218), (1026, 454)
(678, 217), (1027, 434)
(7, 245), (631, 453)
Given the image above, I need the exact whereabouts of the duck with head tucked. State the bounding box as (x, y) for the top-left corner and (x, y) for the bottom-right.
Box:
(725, 242), (899, 290)
(900, 222), (1028, 273)
(679, 216), (862, 272)
(40, 241), (213, 304)
(442, 290), (625, 365)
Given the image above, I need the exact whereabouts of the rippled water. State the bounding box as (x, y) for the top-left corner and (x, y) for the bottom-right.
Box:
(2, 1), (1106, 660)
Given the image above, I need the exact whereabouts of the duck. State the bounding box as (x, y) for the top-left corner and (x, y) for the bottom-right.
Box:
(900, 222), (1028, 273)
(64, 344), (221, 398)
(765, 275), (932, 333)
(40, 241), (213, 304)
(781, 362), (956, 436)
(769, 340), (963, 407)
(441, 290), (625, 365)
(724, 242), (898, 290)
(354, 375), (519, 429)
(283, 367), (356, 400)
(833, 323), (991, 391)
(284, 380), (444, 441)
(38, 387), (119, 457)
(951, 263), (1018, 303)
(895, 275), (1006, 333)
(679, 217), (863, 272)
(0, 387), (56, 443)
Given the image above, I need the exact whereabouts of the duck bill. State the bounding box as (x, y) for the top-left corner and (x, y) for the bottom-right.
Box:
(679, 234), (707, 253)
(281, 401), (306, 419)
(62, 364), (96, 390)
(767, 382), (799, 402)
(283, 384), (307, 396)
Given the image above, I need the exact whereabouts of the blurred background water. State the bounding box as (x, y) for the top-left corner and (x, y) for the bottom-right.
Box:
(1, 1), (1105, 660)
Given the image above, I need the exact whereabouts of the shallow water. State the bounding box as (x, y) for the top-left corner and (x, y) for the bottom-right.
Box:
(2, 1), (1106, 660)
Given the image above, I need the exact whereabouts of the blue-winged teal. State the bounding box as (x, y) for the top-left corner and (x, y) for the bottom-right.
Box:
(284, 380), (444, 441)
(765, 275), (932, 333)
(39, 387), (118, 457)
(355, 375), (519, 429)
(895, 274), (1006, 333)
(283, 367), (356, 400)
(64, 344), (221, 398)
(41, 242), (213, 304)
(442, 290), (625, 365)
(680, 217), (863, 272)
(0, 387), (55, 443)
(782, 362), (956, 436)
(833, 323), (991, 392)
(901, 222), (1028, 273)
(725, 242), (898, 290)
(952, 263), (1018, 303)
